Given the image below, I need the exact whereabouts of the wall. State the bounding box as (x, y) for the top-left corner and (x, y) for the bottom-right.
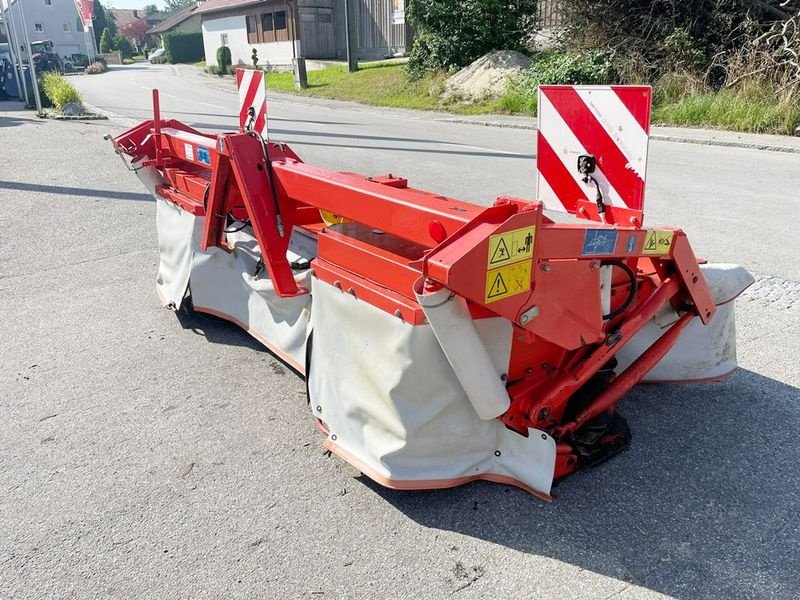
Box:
(202, 14), (300, 67)
(9, 0), (89, 58)
(172, 13), (202, 35)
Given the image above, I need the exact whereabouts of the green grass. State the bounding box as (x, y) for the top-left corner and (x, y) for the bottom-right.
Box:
(265, 61), (530, 115)
(263, 61), (799, 134)
(652, 86), (800, 135)
(194, 60), (206, 68)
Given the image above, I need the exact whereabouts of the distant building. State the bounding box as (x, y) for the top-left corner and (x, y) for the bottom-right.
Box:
(5, 0), (93, 58)
(148, 4), (203, 47)
(108, 8), (167, 33)
(199, 0), (412, 68)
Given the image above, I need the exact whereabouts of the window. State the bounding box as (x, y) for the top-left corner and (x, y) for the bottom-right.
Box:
(34, 23), (44, 32)
(246, 15), (258, 43)
(260, 13), (273, 33)
(274, 10), (286, 31)
(220, 33), (228, 46)
(44, 0), (52, 5)
(63, 23), (71, 33)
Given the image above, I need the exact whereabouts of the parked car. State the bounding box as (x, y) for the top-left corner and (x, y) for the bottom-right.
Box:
(149, 48), (165, 63)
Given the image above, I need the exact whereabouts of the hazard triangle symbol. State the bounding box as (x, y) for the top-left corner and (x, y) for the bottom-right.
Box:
(644, 231), (657, 252)
(490, 238), (510, 264)
(487, 272), (508, 299)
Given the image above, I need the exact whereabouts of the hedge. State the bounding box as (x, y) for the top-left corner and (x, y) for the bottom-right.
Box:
(164, 32), (204, 64)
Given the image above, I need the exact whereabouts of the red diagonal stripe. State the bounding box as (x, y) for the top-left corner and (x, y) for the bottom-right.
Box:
(537, 133), (589, 212)
(611, 86), (651, 132)
(236, 68), (244, 88)
(542, 87), (645, 210)
(239, 74), (260, 130)
(254, 103), (267, 136)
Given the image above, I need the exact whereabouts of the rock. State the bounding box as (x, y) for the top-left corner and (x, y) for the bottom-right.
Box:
(61, 102), (83, 116)
(443, 50), (531, 101)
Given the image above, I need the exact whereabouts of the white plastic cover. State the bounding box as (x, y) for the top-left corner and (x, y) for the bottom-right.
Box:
(308, 278), (556, 498)
(152, 196), (313, 372)
(615, 263), (754, 382)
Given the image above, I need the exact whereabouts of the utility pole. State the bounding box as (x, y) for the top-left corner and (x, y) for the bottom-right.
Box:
(1, 0), (30, 106)
(15, 0), (43, 115)
(343, 0), (358, 72)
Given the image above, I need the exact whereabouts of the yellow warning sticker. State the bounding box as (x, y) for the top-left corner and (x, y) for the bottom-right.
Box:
(487, 226), (535, 268)
(485, 261), (532, 304)
(642, 230), (675, 255)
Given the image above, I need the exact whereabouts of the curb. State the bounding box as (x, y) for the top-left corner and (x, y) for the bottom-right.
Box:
(439, 117), (800, 154)
(647, 134), (800, 155)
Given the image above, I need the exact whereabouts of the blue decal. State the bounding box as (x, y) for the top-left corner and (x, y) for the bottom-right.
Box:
(582, 229), (618, 256)
(626, 234), (637, 253)
(197, 146), (211, 165)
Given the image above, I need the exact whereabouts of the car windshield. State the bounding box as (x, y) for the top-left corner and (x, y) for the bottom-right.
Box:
(31, 43), (48, 54)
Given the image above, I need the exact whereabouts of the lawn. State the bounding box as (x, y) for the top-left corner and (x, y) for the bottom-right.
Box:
(262, 61), (800, 134)
(264, 61), (521, 115)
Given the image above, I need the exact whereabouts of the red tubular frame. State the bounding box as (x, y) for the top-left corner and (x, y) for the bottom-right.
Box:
(110, 91), (721, 479)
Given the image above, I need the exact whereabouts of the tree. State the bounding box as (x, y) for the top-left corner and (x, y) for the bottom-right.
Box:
(119, 19), (151, 52)
(99, 27), (113, 53)
(143, 4), (159, 16)
(114, 34), (135, 59)
(92, 1), (118, 47)
(163, 0), (194, 12)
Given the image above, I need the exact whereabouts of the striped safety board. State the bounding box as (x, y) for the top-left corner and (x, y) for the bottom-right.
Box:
(236, 68), (268, 138)
(536, 85), (651, 214)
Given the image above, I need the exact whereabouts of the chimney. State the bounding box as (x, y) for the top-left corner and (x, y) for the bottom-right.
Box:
(133, 10), (139, 18)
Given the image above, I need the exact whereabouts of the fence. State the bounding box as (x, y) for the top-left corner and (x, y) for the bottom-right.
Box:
(537, 0), (565, 27)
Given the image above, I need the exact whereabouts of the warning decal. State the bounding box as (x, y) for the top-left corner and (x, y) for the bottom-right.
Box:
(642, 230), (675, 255)
(487, 226), (535, 268)
(485, 261), (532, 304)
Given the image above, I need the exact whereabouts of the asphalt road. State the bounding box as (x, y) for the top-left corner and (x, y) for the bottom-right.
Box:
(0, 64), (797, 599)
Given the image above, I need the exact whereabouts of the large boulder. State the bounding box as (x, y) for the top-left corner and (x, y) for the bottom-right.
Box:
(444, 50), (531, 101)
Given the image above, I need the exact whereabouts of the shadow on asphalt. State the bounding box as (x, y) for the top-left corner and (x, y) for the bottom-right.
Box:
(174, 305), (264, 353)
(184, 123), (534, 160)
(174, 304), (305, 377)
(0, 180), (153, 202)
(0, 100), (41, 127)
(354, 369), (799, 599)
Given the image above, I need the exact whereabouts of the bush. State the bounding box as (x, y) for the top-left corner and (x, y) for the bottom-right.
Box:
(41, 72), (81, 108)
(407, 0), (537, 77)
(85, 61), (107, 75)
(516, 51), (615, 90)
(164, 32), (204, 64)
(122, 58), (135, 65)
(151, 56), (169, 65)
(114, 35), (135, 60)
(99, 28), (114, 53)
(216, 45), (232, 74)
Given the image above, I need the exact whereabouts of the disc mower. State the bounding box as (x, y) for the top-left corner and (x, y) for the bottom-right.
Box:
(107, 79), (753, 499)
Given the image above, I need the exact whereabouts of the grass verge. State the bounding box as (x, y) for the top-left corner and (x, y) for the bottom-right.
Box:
(265, 61), (522, 115)
(264, 61), (800, 134)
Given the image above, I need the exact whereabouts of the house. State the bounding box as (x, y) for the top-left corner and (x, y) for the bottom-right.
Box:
(147, 3), (203, 48)
(199, 0), (412, 68)
(5, 0), (93, 59)
(107, 8), (168, 33)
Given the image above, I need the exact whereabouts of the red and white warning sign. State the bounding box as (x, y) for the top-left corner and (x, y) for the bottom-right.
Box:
(236, 68), (268, 138)
(536, 85), (651, 214)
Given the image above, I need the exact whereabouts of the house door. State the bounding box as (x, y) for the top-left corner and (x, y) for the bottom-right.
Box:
(299, 7), (335, 59)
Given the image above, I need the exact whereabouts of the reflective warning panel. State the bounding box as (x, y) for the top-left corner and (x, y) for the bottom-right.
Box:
(487, 226), (535, 268)
(485, 261), (532, 304)
(642, 229), (674, 255)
